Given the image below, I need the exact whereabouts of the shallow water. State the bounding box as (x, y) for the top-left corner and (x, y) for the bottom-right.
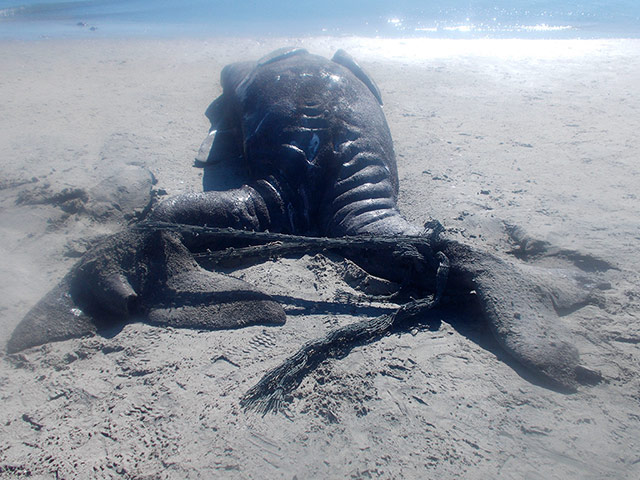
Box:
(0, 0), (638, 40)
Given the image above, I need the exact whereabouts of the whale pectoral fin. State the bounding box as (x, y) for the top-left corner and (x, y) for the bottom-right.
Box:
(194, 128), (242, 167)
(6, 274), (98, 354)
(444, 241), (598, 391)
(194, 130), (217, 166)
(147, 268), (286, 330)
(331, 49), (383, 105)
(196, 94), (242, 167)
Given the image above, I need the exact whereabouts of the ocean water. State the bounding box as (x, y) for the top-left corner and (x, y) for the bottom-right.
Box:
(0, 0), (638, 40)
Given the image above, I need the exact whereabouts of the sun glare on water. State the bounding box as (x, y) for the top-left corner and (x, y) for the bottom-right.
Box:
(376, 14), (616, 61)
(350, 26), (628, 62)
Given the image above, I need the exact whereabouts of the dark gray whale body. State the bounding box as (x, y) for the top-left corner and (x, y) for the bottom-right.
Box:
(153, 47), (417, 238)
(8, 48), (601, 396)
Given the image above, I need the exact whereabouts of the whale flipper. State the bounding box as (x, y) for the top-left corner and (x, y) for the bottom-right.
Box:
(332, 49), (383, 105)
(195, 95), (243, 167)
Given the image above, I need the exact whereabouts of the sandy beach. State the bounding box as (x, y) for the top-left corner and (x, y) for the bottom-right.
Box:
(1, 36), (639, 478)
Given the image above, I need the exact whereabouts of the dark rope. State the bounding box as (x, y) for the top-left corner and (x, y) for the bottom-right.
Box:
(241, 251), (450, 415)
(135, 221), (438, 267)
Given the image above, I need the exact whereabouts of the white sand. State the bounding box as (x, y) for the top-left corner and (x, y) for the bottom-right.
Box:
(0, 37), (639, 478)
